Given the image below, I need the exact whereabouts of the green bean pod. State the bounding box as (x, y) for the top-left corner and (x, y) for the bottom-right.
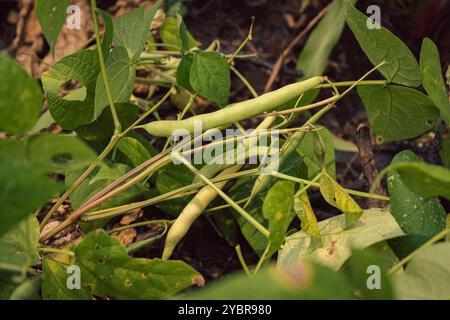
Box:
(143, 77), (324, 137)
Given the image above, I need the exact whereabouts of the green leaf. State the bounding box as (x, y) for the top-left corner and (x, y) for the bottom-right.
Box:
(394, 243), (450, 300)
(342, 247), (395, 300)
(440, 134), (450, 169)
(294, 188), (321, 241)
(42, 50), (100, 130)
(186, 263), (352, 299)
(27, 134), (98, 173)
(30, 110), (55, 134)
(113, 3), (161, 59)
(76, 103), (139, 142)
(42, 258), (91, 300)
(160, 16), (199, 51)
(9, 277), (41, 300)
(297, 0), (356, 78)
(319, 172), (363, 228)
(190, 52), (230, 106)
(230, 150), (303, 255)
(358, 85), (439, 143)
(35, 0), (69, 55)
(156, 163), (195, 215)
(97, 8), (114, 60)
(0, 53), (42, 134)
(389, 162), (450, 200)
(278, 208), (404, 271)
(94, 46), (136, 119)
(67, 163), (148, 231)
(387, 151), (446, 258)
(263, 181), (295, 257)
(344, 1), (421, 87)
(176, 54), (195, 92)
(0, 215), (40, 299)
(116, 133), (157, 167)
(176, 13), (192, 53)
(0, 141), (58, 235)
(297, 127), (336, 179)
(74, 230), (203, 299)
(420, 38), (450, 125)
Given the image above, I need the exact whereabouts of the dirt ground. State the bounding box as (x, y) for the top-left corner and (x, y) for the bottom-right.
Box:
(1, 0), (449, 281)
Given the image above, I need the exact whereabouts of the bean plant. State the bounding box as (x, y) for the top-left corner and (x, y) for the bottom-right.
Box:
(0, 0), (449, 300)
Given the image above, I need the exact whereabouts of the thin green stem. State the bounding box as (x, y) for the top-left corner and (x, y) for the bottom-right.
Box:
(39, 247), (75, 257)
(107, 220), (172, 234)
(228, 17), (255, 64)
(314, 80), (387, 89)
(253, 243), (270, 275)
(235, 245), (252, 276)
(39, 135), (119, 231)
(389, 228), (450, 275)
(231, 65), (258, 98)
(270, 172), (390, 201)
(173, 152), (270, 238)
(91, 0), (121, 133)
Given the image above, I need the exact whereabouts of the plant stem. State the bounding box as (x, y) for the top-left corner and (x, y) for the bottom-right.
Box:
(253, 244), (270, 275)
(389, 228), (450, 275)
(107, 220), (172, 234)
(91, 0), (121, 134)
(235, 245), (252, 276)
(228, 17), (254, 64)
(231, 65), (258, 98)
(314, 80), (387, 89)
(39, 135), (119, 231)
(39, 247), (75, 257)
(270, 172), (390, 201)
(172, 152), (270, 238)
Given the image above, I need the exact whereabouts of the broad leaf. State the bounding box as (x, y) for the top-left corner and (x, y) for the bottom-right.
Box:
(343, 248), (395, 300)
(42, 258), (91, 300)
(297, 127), (336, 179)
(394, 243), (450, 300)
(113, 3), (161, 59)
(155, 163), (195, 215)
(344, 1), (421, 87)
(186, 263), (352, 299)
(42, 50), (100, 130)
(278, 208), (404, 271)
(320, 172), (363, 228)
(0, 140), (61, 235)
(294, 188), (321, 240)
(387, 151), (446, 258)
(0, 53), (42, 135)
(35, 0), (69, 54)
(116, 133), (157, 167)
(76, 103), (139, 142)
(9, 277), (41, 300)
(297, 0), (356, 78)
(160, 16), (199, 51)
(190, 52), (230, 106)
(74, 230), (203, 299)
(176, 54), (195, 92)
(263, 181), (295, 257)
(95, 46), (136, 119)
(358, 85), (439, 143)
(420, 38), (450, 125)
(27, 134), (98, 173)
(0, 215), (40, 299)
(389, 162), (450, 200)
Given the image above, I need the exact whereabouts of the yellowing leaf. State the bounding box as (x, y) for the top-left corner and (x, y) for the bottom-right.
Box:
(320, 172), (363, 227)
(294, 188), (321, 241)
(278, 208), (404, 271)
